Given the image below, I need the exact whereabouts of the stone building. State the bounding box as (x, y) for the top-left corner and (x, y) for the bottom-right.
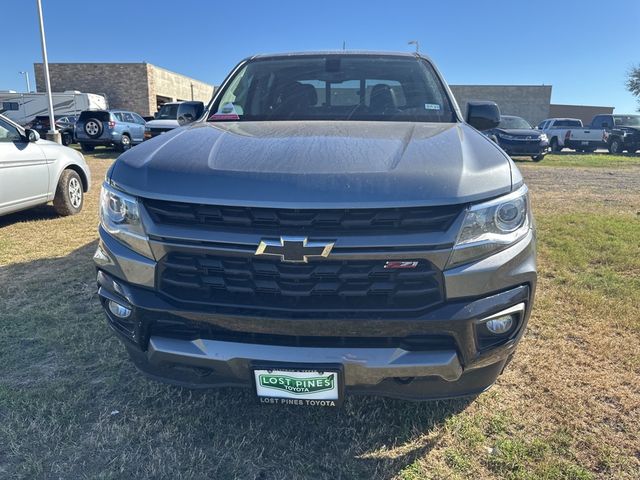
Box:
(33, 62), (215, 116)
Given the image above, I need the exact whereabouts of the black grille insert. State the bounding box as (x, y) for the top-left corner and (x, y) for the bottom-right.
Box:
(158, 253), (444, 313)
(151, 317), (456, 351)
(144, 200), (462, 234)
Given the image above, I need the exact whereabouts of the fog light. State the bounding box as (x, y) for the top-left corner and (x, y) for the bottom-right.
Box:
(485, 314), (514, 334)
(108, 300), (131, 319)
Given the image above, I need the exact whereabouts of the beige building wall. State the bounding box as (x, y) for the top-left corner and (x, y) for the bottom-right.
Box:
(147, 64), (214, 112)
(450, 85), (553, 126)
(548, 104), (614, 126)
(34, 62), (215, 116)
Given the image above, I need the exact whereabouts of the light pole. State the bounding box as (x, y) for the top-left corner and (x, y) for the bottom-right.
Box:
(36, 0), (60, 143)
(408, 40), (420, 53)
(19, 71), (31, 92)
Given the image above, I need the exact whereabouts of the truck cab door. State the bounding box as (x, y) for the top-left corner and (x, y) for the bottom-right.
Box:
(0, 118), (49, 215)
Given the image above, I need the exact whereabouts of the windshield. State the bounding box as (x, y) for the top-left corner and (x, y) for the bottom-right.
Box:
(156, 104), (179, 120)
(613, 115), (640, 127)
(554, 119), (582, 127)
(498, 116), (531, 129)
(208, 55), (456, 123)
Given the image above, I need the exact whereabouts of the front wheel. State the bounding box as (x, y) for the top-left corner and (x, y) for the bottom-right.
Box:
(53, 169), (83, 216)
(608, 138), (623, 154)
(531, 154), (545, 162)
(550, 138), (561, 152)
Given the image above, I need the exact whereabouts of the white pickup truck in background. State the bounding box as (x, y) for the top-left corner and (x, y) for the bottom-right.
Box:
(537, 118), (583, 152)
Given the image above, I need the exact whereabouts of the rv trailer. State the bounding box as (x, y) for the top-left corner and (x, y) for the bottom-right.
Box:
(0, 91), (108, 126)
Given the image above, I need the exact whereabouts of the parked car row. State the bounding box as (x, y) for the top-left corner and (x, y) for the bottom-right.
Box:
(537, 114), (640, 154)
(484, 112), (640, 161)
(22, 103), (185, 151)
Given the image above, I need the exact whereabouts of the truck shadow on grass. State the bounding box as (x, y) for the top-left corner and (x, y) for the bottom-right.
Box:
(0, 241), (475, 480)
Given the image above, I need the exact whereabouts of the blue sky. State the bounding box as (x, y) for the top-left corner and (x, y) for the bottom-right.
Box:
(2, 0), (639, 112)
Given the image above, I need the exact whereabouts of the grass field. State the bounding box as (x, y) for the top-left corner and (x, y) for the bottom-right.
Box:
(0, 152), (639, 479)
(515, 152), (640, 168)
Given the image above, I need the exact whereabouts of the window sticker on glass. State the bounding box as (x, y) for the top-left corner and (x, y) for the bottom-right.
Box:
(209, 102), (240, 121)
(424, 103), (441, 110)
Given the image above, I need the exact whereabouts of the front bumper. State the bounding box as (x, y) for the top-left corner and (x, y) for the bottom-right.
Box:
(498, 139), (550, 156)
(94, 227), (536, 401)
(622, 134), (640, 150)
(76, 131), (122, 146)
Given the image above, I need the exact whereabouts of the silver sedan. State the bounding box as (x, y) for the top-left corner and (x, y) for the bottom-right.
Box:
(0, 114), (91, 217)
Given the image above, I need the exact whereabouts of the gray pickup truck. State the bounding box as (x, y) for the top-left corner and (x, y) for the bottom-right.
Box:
(95, 52), (536, 405)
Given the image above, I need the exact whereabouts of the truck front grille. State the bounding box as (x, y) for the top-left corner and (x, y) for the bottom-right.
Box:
(147, 127), (174, 136)
(144, 200), (462, 234)
(158, 253), (444, 313)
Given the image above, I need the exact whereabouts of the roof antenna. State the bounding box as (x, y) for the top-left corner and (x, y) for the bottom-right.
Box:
(342, 40), (346, 51)
(408, 40), (419, 53)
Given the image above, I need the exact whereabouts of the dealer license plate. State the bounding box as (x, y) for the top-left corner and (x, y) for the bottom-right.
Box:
(581, 141), (589, 146)
(253, 368), (341, 407)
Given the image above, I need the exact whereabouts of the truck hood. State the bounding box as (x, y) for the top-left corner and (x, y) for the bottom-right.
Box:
(495, 128), (541, 137)
(145, 119), (179, 128)
(110, 121), (514, 208)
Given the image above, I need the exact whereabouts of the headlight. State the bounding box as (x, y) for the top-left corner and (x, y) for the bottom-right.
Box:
(100, 183), (153, 258)
(447, 185), (531, 268)
(539, 133), (548, 142)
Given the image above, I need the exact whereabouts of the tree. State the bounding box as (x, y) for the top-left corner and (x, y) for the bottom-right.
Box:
(627, 65), (640, 111)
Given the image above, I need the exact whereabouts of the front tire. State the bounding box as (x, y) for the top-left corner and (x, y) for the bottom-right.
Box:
(550, 138), (561, 152)
(80, 143), (95, 152)
(531, 154), (545, 162)
(53, 170), (83, 216)
(608, 138), (623, 154)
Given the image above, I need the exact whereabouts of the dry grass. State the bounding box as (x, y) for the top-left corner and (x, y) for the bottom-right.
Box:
(0, 151), (638, 479)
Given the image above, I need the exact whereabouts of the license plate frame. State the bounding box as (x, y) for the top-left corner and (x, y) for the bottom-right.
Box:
(252, 363), (344, 407)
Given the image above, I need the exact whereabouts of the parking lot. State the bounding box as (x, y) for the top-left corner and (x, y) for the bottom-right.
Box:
(0, 151), (638, 479)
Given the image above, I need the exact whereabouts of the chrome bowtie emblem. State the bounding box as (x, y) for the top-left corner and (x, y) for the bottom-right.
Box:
(255, 236), (334, 263)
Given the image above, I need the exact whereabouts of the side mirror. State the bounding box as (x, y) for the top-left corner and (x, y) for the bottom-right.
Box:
(466, 101), (501, 131)
(177, 101), (205, 126)
(25, 129), (40, 142)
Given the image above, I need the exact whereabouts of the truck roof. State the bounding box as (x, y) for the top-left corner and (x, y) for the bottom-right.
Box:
(544, 117), (581, 121)
(247, 50), (427, 62)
